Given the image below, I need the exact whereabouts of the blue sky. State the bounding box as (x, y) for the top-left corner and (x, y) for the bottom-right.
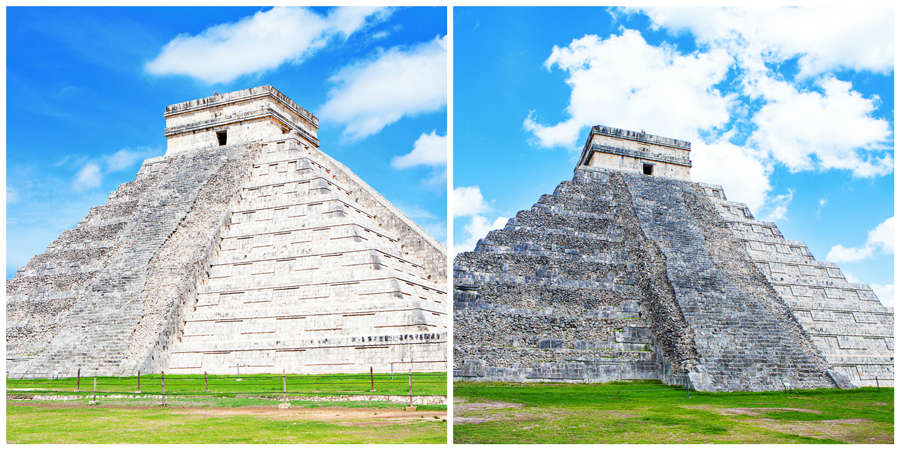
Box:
(6, 6), (448, 279)
(452, 7), (894, 307)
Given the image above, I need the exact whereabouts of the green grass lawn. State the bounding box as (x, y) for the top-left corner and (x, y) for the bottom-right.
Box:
(7, 372), (448, 444)
(454, 380), (893, 444)
(7, 403), (446, 444)
(7, 371), (446, 398)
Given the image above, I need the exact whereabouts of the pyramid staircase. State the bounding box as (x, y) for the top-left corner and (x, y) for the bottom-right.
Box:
(166, 140), (447, 374)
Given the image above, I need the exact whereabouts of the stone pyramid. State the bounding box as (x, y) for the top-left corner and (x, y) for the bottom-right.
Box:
(7, 86), (447, 378)
(454, 125), (892, 392)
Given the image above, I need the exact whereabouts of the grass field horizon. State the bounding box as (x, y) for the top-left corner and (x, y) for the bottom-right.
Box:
(454, 380), (893, 444)
(7, 371), (447, 398)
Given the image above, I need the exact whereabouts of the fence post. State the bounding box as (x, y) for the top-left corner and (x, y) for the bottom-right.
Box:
(76, 368), (81, 392)
(205, 371), (208, 392)
(685, 375), (690, 398)
(408, 369), (412, 407)
(370, 367), (375, 392)
(283, 370), (287, 403)
(93, 375), (97, 403)
(876, 376), (880, 392)
(161, 371), (166, 406)
(391, 363), (394, 380)
(236, 364), (242, 382)
(137, 370), (141, 392)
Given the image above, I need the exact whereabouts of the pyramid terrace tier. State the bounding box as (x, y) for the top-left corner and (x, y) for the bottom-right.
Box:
(8, 133), (447, 378)
(454, 168), (890, 391)
(700, 183), (894, 387)
(167, 331), (447, 375)
(162, 137), (446, 375)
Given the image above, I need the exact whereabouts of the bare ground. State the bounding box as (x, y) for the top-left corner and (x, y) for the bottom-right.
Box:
(7, 402), (446, 427)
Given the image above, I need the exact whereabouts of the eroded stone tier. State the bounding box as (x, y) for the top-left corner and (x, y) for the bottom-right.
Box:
(455, 137), (891, 391)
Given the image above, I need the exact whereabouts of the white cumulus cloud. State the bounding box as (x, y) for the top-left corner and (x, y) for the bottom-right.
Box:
(392, 130), (447, 169)
(749, 76), (892, 177)
(634, 7), (893, 80)
(453, 186), (491, 217)
(529, 7), (893, 220)
(691, 140), (771, 212)
(826, 216), (894, 263)
(319, 35), (447, 141)
(145, 7), (392, 84)
(453, 215), (509, 258)
(523, 30), (734, 150)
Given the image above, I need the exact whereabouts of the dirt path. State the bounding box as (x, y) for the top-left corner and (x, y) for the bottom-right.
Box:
(453, 397), (524, 424)
(8, 402), (445, 426)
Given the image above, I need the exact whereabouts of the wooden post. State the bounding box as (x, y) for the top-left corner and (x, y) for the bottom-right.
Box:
(76, 368), (81, 392)
(205, 372), (208, 392)
(161, 371), (166, 406)
(283, 370), (287, 403)
(137, 370), (141, 391)
(93, 376), (97, 403)
(876, 376), (880, 392)
(370, 367), (375, 392)
(408, 369), (412, 406)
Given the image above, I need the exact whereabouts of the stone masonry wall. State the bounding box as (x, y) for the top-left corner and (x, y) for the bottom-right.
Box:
(118, 143), (257, 376)
(454, 166), (869, 391)
(6, 165), (168, 368)
(165, 139), (447, 375)
(697, 183), (893, 387)
(454, 170), (680, 383)
(7, 143), (251, 378)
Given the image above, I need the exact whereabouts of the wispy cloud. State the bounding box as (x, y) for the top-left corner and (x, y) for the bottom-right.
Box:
(7, 186), (21, 204)
(827, 216), (894, 263)
(759, 188), (793, 222)
(145, 7), (393, 84)
(319, 35), (447, 141)
(71, 147), (161, 192)
(72, 163), (103, 192)
(391, 130), (447, 188)
(394, 201), (446, 244)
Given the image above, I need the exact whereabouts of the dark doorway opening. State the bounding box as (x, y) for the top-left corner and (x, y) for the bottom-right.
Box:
(217, 130), (227, 146)
(642, 163), (653, 175)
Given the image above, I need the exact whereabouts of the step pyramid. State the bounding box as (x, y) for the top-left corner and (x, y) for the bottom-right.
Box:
(7, 86), (447, 378)
(454, 125), (892, 391)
